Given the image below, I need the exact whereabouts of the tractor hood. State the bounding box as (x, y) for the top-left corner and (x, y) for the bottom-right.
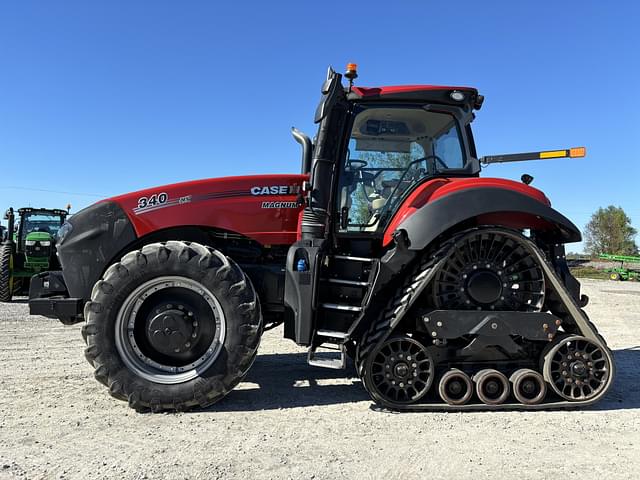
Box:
(106, 174), (307, 246)
(54, 173), (306, 300)
(25, 231), (52, 242)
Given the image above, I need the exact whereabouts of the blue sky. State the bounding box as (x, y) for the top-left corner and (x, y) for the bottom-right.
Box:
(1, 1), (638, 252)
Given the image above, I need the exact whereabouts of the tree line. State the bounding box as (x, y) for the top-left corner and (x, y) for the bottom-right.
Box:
(584, 206), (638, 256)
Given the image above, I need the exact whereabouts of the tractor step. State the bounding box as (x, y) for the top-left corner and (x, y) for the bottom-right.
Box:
(307, 342), (347, 369)
(321, 278), (369, 287)
(314, 255), (380, 341)
(330, 254), (374, 262)
(320, 303), (362, 312)
(316, 329), (349, 339)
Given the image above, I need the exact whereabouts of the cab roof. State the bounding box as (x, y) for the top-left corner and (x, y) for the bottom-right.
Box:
(348, 85), (482, 109)
(17, 207), (68, 216)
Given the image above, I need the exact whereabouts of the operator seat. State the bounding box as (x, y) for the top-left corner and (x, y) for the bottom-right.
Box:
(364, 196), (387, 232)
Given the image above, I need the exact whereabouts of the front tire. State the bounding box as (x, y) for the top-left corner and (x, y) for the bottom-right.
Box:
(82, 241), (262, 412)
(0, 244), (13, 302)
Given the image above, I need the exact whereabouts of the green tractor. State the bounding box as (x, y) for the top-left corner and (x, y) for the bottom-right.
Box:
(0, 207), (69, 302)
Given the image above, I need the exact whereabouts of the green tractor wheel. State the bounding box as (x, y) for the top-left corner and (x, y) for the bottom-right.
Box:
(609, 272), (621, 281)
(0, 244), (13, 302)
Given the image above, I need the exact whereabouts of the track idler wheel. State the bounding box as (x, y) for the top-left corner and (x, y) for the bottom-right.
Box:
(542, 335), (613, 402)
(510, 369), (546, 405)
(473, 369), (510, 405)
(364, 335), (435, 405)
(438, 369), (473, 405)
(432, 229), (545, 312)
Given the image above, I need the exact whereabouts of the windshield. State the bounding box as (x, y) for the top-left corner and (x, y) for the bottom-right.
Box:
(19, 213), (64, 242)
(337, 106), (466, 232)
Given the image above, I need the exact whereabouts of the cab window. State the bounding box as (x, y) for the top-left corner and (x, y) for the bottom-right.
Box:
(433, 122), (464, 168)
(337, 106), (466, 232)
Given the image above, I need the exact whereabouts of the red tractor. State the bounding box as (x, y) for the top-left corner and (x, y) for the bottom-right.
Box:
(30, 65), (613, 411)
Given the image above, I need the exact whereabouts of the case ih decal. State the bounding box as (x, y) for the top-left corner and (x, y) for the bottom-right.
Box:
(251, 185), (301, 196)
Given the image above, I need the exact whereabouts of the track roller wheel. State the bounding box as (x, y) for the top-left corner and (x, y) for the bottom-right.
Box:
(509, 369), (546, 405)
(438, 369), (473, 405)
(362, 335), (435, 405)
(473, 369), (510, 405)
(542, 335), (613, 402)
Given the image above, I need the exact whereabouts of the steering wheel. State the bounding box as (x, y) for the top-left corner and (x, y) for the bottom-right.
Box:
(347, 159), (368, 171)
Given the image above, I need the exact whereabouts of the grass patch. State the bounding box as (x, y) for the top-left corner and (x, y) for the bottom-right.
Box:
(570, 267), (610, 280)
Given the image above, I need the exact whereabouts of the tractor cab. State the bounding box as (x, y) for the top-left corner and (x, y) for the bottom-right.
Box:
(15, 208), (67, 251)
(297, 66), (482, 238)
(335, 103), (475, 235)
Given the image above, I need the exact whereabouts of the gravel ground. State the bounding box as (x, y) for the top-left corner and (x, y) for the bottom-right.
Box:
(1, 278), (639, 480)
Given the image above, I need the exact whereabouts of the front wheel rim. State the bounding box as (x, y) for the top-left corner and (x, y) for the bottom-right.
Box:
(115, 276), (226, 384)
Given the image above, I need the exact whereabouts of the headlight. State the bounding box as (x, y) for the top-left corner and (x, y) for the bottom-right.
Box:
(40, 241), (51, 247)
(56, 222), (73, 245)
(450, 90), (465, 102)
(25, 240), (35, 246)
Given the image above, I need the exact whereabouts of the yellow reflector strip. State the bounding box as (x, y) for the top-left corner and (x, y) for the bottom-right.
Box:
(569, 146), (586, 158)
(539, 150), (567, 159)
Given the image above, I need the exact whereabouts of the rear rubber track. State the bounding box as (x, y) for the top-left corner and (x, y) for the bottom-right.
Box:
(356, 227), (615, 411)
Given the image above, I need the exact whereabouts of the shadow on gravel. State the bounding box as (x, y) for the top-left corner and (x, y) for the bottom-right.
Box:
(199, 348), (640, 413)
(7, 298), (29, 304)
(592, 348), (640, 411)
(601, 290), (640, 296)
(205, 352), (369, 412)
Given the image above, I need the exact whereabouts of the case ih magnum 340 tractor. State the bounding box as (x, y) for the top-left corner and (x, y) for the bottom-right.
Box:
(30, 65), (614, 412)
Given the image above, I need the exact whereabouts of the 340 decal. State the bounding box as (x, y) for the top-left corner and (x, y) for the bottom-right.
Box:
(137, 192), (168, 209)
